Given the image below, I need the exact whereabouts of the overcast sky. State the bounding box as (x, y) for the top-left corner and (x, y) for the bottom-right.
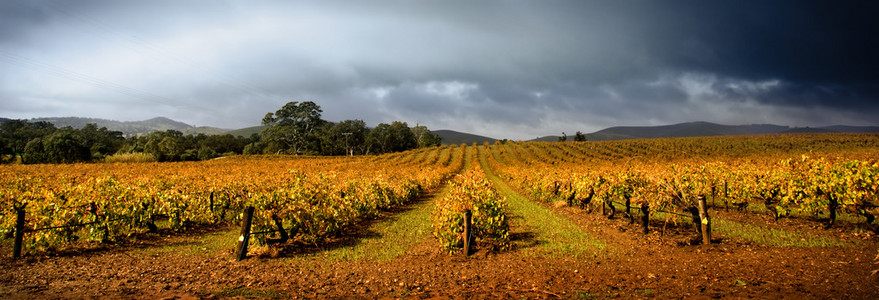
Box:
(1, 0), (877, 139)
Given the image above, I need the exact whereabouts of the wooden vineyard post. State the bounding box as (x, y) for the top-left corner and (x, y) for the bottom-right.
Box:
(13, 206), (25, 259)
(463, 209), (472, 256)
(235, 206), (255, 261)
(640, 203), (650, 234)
(697, 197), (711, 245)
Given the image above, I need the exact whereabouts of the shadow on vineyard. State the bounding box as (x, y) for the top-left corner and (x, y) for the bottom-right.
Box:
(262, 194), (435, 260)
(506, 224), (542, 251)
(0, 222), (237, 260)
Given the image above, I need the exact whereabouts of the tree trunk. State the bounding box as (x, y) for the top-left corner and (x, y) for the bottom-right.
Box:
(688, 207), (702, 235)
(625, 196), (633, 224)
(566, 190), (576, 207)
(863, 211), (875, 224)
(606, 200), (616, 219)
(580, 188), (595, 211)
(827, 195), (838, 228)
(267, 214), (288, 244)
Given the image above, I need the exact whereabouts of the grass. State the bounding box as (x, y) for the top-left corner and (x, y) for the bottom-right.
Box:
(477, 146), (605, 258)
(636, 288), (654, 296)
(131, 226), (238, 257)
(318, 195), (436, 261)
(647, 210), (852, 247)
(737, 201), (868, 224)
(314, 146), (478, 261)
(712, 218), (853, 247)
(573, 290), (599, 299)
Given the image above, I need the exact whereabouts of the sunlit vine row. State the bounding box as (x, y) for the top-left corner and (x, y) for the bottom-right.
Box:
(486, 134), (879, 227)
(432, 146), (510, 253)
(0, 145), (466, 253)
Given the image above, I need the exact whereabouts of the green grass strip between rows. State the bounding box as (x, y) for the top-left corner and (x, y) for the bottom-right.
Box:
(478, 146), (605, 258)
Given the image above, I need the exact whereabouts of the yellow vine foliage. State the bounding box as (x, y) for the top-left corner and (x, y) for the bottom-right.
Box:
(0, 144), (466, 252)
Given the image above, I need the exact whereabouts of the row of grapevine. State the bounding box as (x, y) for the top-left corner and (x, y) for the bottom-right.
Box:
(486, 134), (879, 231)
(432, 146), (510, 253)
(1, 144), (467, 254)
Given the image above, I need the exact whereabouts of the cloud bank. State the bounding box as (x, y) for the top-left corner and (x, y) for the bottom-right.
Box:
(1, 0), (877, 139)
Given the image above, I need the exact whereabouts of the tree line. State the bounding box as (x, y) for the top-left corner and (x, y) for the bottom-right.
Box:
(244, 101), (440, 156)
(0, 101), (441, 164)
(558, 131), (588, 142)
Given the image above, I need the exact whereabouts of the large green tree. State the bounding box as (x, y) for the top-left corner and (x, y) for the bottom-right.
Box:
(321, 119), (369, 155)
(260, 101), (327, 154)
(78, 123), (124, 159)
(412, 125), (442, 148)
(0, 120), (56, 163)
(574, 131), (587, 142)
(22, 127), (92, 164)
(367, 121), (418, 154)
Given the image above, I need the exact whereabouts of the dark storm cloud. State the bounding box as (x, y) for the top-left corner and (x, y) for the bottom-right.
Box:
(0, 0), (876, 139)
(0, 2), (49, 45)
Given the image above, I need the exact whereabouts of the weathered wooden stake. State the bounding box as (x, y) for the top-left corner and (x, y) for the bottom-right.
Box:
(640, 203), (650, 234)
(13, 207), (25, 259)
(209, 192), (215, 213)
(697, 197), (711, 245)
(235, 206), (255, 261)
(463, 209), (472, 256)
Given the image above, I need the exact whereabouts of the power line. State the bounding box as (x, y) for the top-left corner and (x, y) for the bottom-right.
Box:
(13, 0), (282, 104)
(0, 50), (218, 114)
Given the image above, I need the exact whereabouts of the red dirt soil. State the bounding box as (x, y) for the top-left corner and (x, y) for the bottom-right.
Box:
(2, 201), (878, 299)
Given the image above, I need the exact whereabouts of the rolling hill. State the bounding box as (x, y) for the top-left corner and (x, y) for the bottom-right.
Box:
(226, 125), (266, 138)
(22, 117), (228, 136)
(535, 122), (879, 141)
(587, 122), (788, 140)
(432, 130), (498, 145)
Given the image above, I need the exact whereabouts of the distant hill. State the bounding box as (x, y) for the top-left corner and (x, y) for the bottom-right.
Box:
(182, 126), (230, 136)
(433, 130), (498, 145)
(586, 122), (788, 140)
(9, 117), (878, 142)
(820, 125), (879, 133)
(227, 125), (266, 138)
(533, 121), (879, 141)
(26, 117), (228, 136)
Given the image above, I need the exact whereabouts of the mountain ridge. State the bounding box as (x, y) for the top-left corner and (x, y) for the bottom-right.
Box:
(534, 121), (879, 141)
(16, 116), (227, 136)
(432, 130), (498, 145)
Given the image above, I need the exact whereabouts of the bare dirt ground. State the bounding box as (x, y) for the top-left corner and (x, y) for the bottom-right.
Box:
(2, 194), (878, 299)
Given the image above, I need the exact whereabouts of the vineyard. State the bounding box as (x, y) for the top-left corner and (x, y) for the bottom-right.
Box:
(1, 144), (466, 253)
(487, 134), (879, 236)
(1, 133), (878, 298)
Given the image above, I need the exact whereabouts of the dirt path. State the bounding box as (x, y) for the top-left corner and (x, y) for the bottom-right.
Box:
(1, 146), (879, 299)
